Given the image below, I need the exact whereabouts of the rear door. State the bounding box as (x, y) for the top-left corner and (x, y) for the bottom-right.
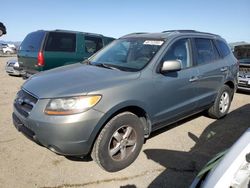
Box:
(192, 38), (228, 107)
(43, 32), (81, 70)
(18, 31), (46, 74)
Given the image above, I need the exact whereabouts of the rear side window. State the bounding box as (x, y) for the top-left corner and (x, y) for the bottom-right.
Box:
(194, 38), (219, 65)
(19, 31), (45, 52)
(85, 36), (103, 54)
(216, 40), (231, 57)
(45, 32), (76, 52)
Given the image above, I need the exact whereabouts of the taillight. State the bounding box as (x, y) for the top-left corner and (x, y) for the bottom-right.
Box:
(37, 51), (45, 66)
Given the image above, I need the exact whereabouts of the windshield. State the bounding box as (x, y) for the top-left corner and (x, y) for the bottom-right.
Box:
(234, 45), (250, 64)
(88, 38), (164, 71)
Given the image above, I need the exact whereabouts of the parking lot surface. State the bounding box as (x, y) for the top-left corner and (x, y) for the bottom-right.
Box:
(0, 56), (249, 188)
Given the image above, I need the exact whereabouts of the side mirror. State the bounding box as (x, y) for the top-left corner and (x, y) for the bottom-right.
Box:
(161, 60), (181, 73)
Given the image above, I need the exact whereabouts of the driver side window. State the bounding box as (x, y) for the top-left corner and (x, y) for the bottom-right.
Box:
(162, 38), (191, 69)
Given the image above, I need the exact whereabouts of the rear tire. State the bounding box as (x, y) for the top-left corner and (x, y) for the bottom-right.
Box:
(91, 112), (144, 172)
(208, 85), (232, 119)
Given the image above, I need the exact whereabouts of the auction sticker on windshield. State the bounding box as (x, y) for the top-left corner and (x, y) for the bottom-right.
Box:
(143, 40), (164, 46)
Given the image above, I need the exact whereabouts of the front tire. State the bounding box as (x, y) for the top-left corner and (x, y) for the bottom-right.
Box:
(208, 85), (232, 119)
(91, 112), (144, 172)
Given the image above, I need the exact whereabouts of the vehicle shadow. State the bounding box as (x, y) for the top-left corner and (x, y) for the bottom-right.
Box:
(237, 90), (250, 95)
(65, 155), (92, 162)
(144, 104), (250, 188)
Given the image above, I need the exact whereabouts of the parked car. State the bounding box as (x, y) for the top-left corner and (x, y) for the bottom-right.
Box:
(190, 128), (250, 188)
(234, 44), (250, 91)
(12, 30), (238, 172)
(17, 30), (114, 78)
(0, 43), (16, 54)
(5, 59), (21, 76)
(0, 22), (6, 36)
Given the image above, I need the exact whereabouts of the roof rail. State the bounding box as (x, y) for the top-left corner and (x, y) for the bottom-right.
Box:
(122, 32), (148, 37)
(54, 29), (103, 36)
(162, 30), (218, 36)
(128, 32), (148, 35)
(162, 30), (197, 33)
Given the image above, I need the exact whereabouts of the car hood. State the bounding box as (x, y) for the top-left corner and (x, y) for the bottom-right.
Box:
(22, 63), (140, 98)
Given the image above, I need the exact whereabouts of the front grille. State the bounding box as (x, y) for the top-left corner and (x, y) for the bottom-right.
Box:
(14, 90), (38, 117)
(239, 66), (250, 73)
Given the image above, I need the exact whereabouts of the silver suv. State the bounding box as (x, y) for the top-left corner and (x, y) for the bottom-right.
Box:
(12, 30), (238, 172)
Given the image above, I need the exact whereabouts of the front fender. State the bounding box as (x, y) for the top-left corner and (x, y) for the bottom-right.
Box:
(88, 100), (151, 148)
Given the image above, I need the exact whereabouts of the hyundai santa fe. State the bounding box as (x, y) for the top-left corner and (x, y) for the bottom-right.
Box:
(12, 30), (238, 172)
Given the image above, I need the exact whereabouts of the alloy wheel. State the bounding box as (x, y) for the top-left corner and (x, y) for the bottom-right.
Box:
(108, 125), (137, 161)
(219, 91), (229, 113)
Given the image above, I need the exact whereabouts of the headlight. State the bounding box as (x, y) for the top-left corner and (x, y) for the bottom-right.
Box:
(44, 95), (101, 115)
(14, 62), (19, 67)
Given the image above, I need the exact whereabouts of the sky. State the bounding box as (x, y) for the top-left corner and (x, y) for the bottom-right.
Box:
(1, 0), (250, 43)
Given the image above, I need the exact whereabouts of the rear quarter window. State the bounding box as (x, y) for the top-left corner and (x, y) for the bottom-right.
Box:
(216, 40), (231, 58)
(44, 32), (76, 52)
(19, 31), (45, 52)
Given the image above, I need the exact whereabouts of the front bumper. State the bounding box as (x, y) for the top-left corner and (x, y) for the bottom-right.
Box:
(5, 65), (21, 75)
(13, 100), (105, 156)
(238, 76), (250, 91)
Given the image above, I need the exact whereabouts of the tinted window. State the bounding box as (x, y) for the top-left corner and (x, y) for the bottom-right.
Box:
(233, 45), (250, 62)
(19, 31), (45, 52)
(216, 40), (231, 57)
(195, 38), (219, 65)
(162, 38), (191, 68)
(45, 32), (76, 52)
(85, 36), (103, 54)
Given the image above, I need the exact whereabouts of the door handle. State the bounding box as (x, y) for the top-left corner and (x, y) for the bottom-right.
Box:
(189, 76), (199, 82)
(220, 67), (228, 72)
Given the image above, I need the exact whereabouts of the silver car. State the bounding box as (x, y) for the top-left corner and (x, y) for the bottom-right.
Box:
(5, 59), (21, 76)
(12, 30), (238, 172)
(234, 44), (250, 91)
(190, 128), (250, 188)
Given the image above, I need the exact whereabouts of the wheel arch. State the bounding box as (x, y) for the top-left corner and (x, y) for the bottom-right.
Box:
(224, 80), (236, 99)
(88, 104), (152, 155)
(224, 80), (235, 90)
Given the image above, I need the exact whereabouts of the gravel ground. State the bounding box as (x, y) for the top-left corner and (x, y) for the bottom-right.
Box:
(0, 56), (249, 188)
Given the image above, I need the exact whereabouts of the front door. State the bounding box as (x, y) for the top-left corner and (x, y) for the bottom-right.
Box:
(151, 38), (200, 126)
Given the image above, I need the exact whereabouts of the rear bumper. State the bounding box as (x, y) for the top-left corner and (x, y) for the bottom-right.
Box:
(20, 71), (34, 79)
(14, 66), (40, 78)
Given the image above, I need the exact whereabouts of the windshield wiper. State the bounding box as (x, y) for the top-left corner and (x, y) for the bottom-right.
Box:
(94, 63), (120, 71)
